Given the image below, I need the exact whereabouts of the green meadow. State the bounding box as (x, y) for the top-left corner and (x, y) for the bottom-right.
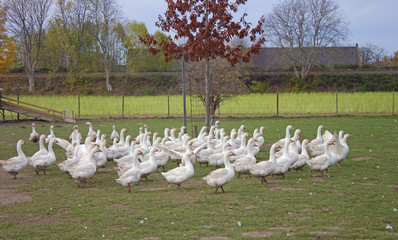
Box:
(3, 92), (397, 120)
(0, 116), (397, 239)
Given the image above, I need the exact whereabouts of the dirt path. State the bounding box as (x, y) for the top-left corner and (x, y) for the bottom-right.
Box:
(0, 169), (32, 205)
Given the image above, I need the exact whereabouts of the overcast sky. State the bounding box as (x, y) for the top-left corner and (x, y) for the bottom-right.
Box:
(117, 0), (397, 56)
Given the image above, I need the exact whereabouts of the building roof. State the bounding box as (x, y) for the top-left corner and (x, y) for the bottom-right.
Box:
(250, 45), (361, 70)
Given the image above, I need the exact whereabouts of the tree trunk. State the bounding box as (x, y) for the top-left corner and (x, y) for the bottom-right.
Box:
(205, 57), (210, 128)
(27, 71), (35, 92)
(105, 63), (112, 91)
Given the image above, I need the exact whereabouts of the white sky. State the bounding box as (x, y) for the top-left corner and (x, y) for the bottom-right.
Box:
(117, 0), (397, 56)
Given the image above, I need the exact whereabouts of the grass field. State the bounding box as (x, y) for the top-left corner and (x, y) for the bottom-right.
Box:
(3, 92), (397, 120)
(0, 116), (397, 239)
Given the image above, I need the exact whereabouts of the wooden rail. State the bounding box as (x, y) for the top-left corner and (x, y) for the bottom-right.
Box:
(0, 94), (75, 123)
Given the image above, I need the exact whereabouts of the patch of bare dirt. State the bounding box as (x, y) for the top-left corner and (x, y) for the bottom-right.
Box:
(310, 231), (336, 236)
(242, 232), (274, 238)
(287, 212), (311, 221)
(351, 157), (377, 161)
(137, 186), (172, 192)
(329, 227), (344, 231)
(200, 237), (232, 240)
(269, 227), (293, 231)
(244, 205), (260, 210)
(270, 186), (305, 191)
(391, 185), (398, 191)
(0, 169), (32, 205)
(333, 190), (344, 197)
(141, 237), (161, 240)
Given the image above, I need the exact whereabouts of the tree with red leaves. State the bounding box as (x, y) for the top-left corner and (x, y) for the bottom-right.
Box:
(142, 0), (265, 127)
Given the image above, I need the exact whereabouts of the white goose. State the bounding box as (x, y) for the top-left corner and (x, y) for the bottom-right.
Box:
(306, 139), (334, 177)
(95, 140), (108, 169)
(28, 134), (48, 161)
(45, 125), (56, 143)
(335, 133), (351, 166)
(69, 146), (101, 187)
(29, 123), (40, 143)
(116, 128), (128, 147)
(308, 125), (326, 150)
(248, 143), (279, 184)
(161, 150), (195, 189)
(196, 136), (215, 167)
(114, 149), (144, 177)
(0, 140), (27, 179)
(275, 125), (294, 147)
(69, 125), (82, 143)
(203, 151), (236, 194)
(86, 122), (96, 138)
(110, 125), (120, 141)
(115, 149), (143, 193)
(290, 139), (310, 171)
(231, 132), (250, 161)
(139, 148), (159, 180)
(208, 143), (232, 168)
(29, 138), (57, 175)
(273, 137), (293, 179)
(58, 143), (81, 175)
(232, 138), (257, 178)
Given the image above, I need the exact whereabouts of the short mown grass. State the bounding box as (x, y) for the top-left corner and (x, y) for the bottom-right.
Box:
(0, 116), (397, 239)
(3, 92), (397, 120)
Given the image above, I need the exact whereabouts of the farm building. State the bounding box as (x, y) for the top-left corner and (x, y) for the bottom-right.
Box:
(250, 44), (361, 70)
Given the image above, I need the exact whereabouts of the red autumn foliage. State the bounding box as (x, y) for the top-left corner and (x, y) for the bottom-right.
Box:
(141, 0), (265, 66)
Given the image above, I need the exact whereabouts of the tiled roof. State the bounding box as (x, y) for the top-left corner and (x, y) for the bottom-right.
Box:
(250, 46), (361, 70)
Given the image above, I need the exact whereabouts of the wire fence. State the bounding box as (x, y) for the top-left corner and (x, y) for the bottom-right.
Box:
(1, 91), (396, 123)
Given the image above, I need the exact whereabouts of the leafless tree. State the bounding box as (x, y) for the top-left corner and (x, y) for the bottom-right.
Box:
(187, 57), (248, 117)
(55, 0), (91, 73)
(264, 0), (349, 80)
(89, 0), (121, 91)
(4, 0), (52, 92)
(360, 43), (387, 65)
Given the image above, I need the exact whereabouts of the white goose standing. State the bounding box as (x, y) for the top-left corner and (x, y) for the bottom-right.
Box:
(29, 123), (39, 143)
(248, 143), (279, 184)
(161, 150), (195, 189)
(306, 139), (334, 177)
(115, 149), (143, 193)
(290, 139), (310, 171)
(203, 151), (236, 194)
(29, 138), (57, 175)
(0, 140), (27, 179)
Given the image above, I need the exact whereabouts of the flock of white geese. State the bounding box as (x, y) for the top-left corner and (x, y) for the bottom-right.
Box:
(0, 121), (351, 193)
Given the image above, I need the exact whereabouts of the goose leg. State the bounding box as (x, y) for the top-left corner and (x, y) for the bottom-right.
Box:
(310, 170), (313, 177)
(221, 186), (225, 193)
(214, 187), (219, 194)
(35, 168), (39, 175)
(128, 183), (131, 193)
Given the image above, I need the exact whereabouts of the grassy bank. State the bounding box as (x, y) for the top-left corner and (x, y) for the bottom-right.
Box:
(0, 116), (397, 239)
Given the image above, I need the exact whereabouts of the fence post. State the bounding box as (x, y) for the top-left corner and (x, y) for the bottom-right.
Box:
(78, 95), (81, 120)
(393, 90), (395, 116)
(168, 94), (170, 118)
(276, 91), (279, 117)
(0, 88), (4, 121)
(9, 98), (13, 122)
(336, 90), (338, 116)
(17, 93), (20, 120)
(122, 95), (125, 119)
